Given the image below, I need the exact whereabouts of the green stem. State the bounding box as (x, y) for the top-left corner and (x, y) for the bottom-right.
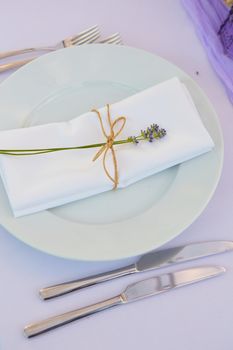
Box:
(0, 137), (139, 156)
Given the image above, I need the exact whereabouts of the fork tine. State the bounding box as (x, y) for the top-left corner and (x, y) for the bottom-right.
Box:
(66, 24), (98, 40)
(85, 32), (101, 43)
(108, 37), (122, 44)
(99, 33), (120, 42)
(107, 38), (122, 44)
(99, 33), (122, 44)
(70, 26), (100, 45)
(72, 31), (100, 45)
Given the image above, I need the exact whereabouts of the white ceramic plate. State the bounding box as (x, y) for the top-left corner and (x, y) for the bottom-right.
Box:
(0, 45), (223, 261)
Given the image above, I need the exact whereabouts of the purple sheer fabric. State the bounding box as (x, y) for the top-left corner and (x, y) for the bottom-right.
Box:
(219, 6), (233, 59)
(182, 0), (233, 103)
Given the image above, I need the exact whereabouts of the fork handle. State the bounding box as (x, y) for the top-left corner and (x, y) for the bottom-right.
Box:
(39, 264), (136, 300)
(0, 47), (55, 60)
(0, 58), (36, 72)
(24, 295), (123, 337)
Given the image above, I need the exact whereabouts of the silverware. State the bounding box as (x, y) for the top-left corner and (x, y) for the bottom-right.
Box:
(39, 240), (233, 300)
(25, 265), (225, 337)
(0, 31), (121, 73)
(99, 32), (122, 44)
(0, 25), (100, 59)
(0, 25), (100, 73)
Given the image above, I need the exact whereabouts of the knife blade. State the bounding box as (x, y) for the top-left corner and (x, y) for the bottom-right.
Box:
(25, 265), (225, 337)
(123, 265), (225, 301)
(136, 240), (233, 271)
(39, 240), (233, 300)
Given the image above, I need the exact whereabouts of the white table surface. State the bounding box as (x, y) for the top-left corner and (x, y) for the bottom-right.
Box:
(0, 1), (233, 349)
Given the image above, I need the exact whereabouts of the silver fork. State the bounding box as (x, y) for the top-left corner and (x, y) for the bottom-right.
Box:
(100, 32), (122, 45)
(0, 25), (100, 73)
(0, 25), (100, 59)
(0, 31), (121, 73)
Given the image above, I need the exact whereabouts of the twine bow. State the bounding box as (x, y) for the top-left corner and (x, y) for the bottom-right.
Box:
(91, 104), (126, 189)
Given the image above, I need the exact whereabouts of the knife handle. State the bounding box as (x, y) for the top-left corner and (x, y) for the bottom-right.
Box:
(24, 294), (124, 337)
(39, 264), (136, 300)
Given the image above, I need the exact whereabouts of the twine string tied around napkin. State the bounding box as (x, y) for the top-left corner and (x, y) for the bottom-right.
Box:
(92, 104), (126, 189)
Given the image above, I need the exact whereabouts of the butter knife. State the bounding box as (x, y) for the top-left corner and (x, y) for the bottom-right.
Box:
(26, 265), (225, 337)
(39, 240), (233, 300)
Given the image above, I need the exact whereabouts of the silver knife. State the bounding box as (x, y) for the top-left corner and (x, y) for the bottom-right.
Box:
(25, 265), (225, 337)
(39, 240), (233, 300)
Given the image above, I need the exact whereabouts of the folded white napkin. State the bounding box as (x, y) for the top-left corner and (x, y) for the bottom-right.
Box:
(0, 77), (214, 217)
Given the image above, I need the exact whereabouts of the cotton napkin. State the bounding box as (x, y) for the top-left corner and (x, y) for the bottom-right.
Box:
(0, 77), (214, 217)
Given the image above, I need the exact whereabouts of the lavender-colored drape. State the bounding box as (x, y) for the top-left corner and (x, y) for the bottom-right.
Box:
(182, 0), (233, 103)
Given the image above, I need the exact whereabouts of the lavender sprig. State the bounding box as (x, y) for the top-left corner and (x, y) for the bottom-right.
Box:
(128, 124), (166, 144)
(0, 123), (166, 156)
